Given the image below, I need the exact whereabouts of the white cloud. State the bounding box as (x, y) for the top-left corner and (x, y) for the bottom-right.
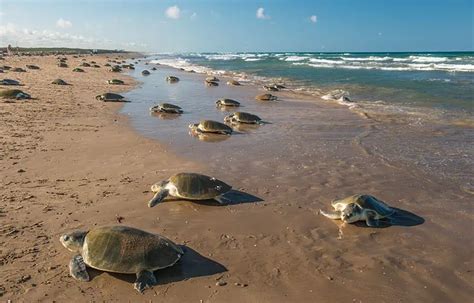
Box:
(310, 15), (317, 23)
(256, 7), (269, 20)
(190, 12), (197, 20)
(56, 18), (72, 28)
(165, 5), (180, 19)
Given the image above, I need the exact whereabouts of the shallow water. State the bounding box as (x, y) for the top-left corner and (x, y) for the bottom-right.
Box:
(150, 52), (474, 114)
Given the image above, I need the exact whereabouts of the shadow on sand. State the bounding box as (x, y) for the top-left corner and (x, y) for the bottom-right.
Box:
(89, 246), (227, 286)
(353, 207), (425, 228)
(163, 189), (263, 206)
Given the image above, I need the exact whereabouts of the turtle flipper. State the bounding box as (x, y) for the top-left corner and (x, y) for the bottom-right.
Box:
(214, 195), (232, 204)
(69, 255), (90, 282)
(320, 209), (342, 220)
(365, 215), (380, 227)
(148, 189), (169, 207)
(134, 270), (157, 293)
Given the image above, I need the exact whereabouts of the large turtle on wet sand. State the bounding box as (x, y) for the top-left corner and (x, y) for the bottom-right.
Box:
(189, 120), (233, 135)
(148, 172), (232, 207)
(255, 93), (277, 101)
(60, 225), (184, 293)
(320, 194), (395, 227)
(142, 70), (150, 76)
(215, 98), (240, 107)
(95, 93), (126, 102)
(224, 112), (263, 125)
(150, 103), (183, 114)
(107, 79), (125, 85)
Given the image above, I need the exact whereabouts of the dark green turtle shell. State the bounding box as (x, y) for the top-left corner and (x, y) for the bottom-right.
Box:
(232, 112), (261, 123)
(331, 194), (394, 217)
(52, 79), (68, 85)
(96, 93), (124, 101)
(82, 226), (183, 274)
(216, 98), (240, 106)
(255, 93), (277, 101)
(169, 173), (232, 200)
(198, 120), (232, 133)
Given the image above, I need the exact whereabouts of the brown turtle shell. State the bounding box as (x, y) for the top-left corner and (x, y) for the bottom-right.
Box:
(169, 173), (232, 200)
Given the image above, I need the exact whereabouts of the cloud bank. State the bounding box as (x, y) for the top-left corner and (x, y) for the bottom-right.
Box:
(310, 15), (317, 23)
(56, 18), (72, 28)
(166, 5), (181, 19)
(256, 7), (269, 20)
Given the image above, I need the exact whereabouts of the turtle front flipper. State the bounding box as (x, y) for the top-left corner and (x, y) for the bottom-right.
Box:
(148, 189), (169, 207)
(69, 255), (90, 282)
(134, 270), (157, 293)
(320, 209), (342, 220)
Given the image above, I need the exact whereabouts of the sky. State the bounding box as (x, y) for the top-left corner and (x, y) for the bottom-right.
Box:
(0, 0), (472, 52)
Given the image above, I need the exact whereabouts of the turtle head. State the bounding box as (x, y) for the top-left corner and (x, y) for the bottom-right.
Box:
(148, 181), (169, 207)
(223, 115), (233, 123)
(60, 230), (87, 252)
(341, 203), (363, 223)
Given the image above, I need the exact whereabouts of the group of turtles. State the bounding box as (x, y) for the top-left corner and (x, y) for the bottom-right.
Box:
(0, 55), (400, 293)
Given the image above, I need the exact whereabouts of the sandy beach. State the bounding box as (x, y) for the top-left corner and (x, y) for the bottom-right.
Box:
(1, 54), (473, 303)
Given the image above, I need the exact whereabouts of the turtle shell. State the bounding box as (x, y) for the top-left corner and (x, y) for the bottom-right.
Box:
(160, 103), (182, 110)
(1, 79), (20, 85)
(206, 76), (219, 82)
(232, 112), (261, 123)
(216, 98), (240, 106)
(256, 93), (277, 101)
(170, 173), (232, 200)
(198, 120), (232, 133)
(227, 80), (241, 86)
(82, 226), (183, 274)
(98, 93), (124, 101)
(142, 70), (150, 75)
(108, 79), (124, 85)
(52, 79), (68, 85)
(0, 89), (30, 99)
(166, 76), (179, 82)
(332, 194), (394, 217)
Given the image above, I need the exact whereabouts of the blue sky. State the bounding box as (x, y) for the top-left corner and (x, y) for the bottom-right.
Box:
(0, 0), (472, 52)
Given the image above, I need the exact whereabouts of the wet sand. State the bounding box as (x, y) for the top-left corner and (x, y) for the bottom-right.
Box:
(1, 56), (473, 302)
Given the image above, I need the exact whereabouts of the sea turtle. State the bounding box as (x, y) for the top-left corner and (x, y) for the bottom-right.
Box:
(1, 65), (11, 70)
(1, 79), (21, 86)
(110, 65), (122, 72)
(226, 80), (241, 86)
(272, 84), (285, 89)
(320, 194), (395, 227)
(142, 70), (150, 76)
(26, 65), (40, 70)
(12, 67), (26, 72)
(215, 98), (240, 107)
(90, 61), (96, 64)
(321, 89), (352, 102)
(189, 120), (233, 135)
(0, 89), (31, 100)
(80, 62), (91, 67)
(93, 65), (101, 68)
(59, 225), (184, 293)
(224, 112), (263, 125)
(151, 67), (157, 71)
(95, 93), (126, 102)
(255, 93), (277, 101)
(150, 103), (183, 114)
(148, 172), (232, 207)
(72, 68), (85, 72)
(51, 79), (68, 85)
(263, 85), (279, 92)
(104, 63), (111, 67)
(166, 76), (179, 83)
(58, 62), (68, 68)
(107, 79), (125, 85)
(206, 76), (219, 82)
(205, 81), (219, 87)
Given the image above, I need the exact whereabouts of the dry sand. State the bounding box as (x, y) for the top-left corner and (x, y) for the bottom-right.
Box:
(0, 55), (473, 302)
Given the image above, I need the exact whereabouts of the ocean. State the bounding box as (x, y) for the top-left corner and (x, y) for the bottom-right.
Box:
(150, 52), (473, 117)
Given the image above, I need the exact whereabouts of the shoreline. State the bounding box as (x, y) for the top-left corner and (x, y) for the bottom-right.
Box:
(1, 54), (473, 302)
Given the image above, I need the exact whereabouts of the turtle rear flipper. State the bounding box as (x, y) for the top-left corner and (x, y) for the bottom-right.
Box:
(148, 188), (169, 207)
(214, 195), (232, 204)
(320, 209), (341, 220)
(69, 255), (90, 282)
(134, 270), (157, 293)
